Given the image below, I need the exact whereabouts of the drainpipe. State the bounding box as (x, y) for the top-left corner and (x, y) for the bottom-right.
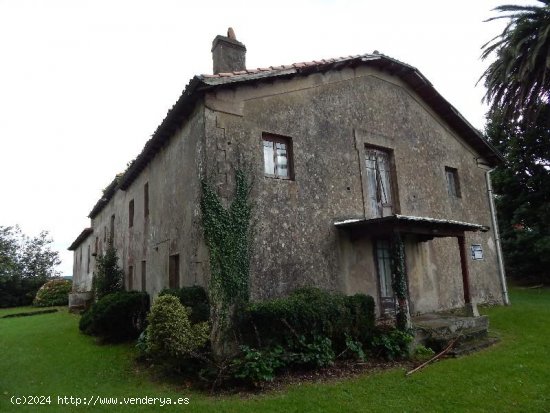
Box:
(485, 168), (510, 305)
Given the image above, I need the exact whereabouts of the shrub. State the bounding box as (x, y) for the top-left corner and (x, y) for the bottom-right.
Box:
(159, 286), (210, 324)
(145, 295), (210, 362)
(288, 335), (335, 368)
(231, 345), (286, 385)
(370, 327), (414, 360)
(79, 291), (149, 341)
(33, 278), (72, 307)
(92, 244), (123, 301)
(238, 287), (375, 353)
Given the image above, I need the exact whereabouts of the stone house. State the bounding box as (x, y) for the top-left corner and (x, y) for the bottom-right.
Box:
(69, 30), (509, 317)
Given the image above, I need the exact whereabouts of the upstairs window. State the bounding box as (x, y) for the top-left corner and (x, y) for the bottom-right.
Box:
(263, 134), (293, 179)
(144, 183), (149, 218)
(110, 214), (115, 245)
(365, 147), (394, 217)
(128, 199), (134, 228)
(445, 167), (461, 198)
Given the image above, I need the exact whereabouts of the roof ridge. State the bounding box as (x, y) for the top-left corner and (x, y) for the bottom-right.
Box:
(200, 53), (373, 79)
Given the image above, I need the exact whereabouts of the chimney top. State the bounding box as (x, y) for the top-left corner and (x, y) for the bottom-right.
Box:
(212, 27), (246, 74)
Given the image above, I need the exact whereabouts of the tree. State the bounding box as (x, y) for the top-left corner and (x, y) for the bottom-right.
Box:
(481, 1), (550, 122)
(0, 226), (61, 307)
(92, 243), (123, 301)
(485, 108), (550, 283)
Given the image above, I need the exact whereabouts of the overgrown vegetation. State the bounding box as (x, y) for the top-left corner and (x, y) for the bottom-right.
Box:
(33, 278), (72, 307)
(79, 291), (149, 341)
(4, 289), (549, 413)
(390, 233), (410, 330)
(0, 225), (60, 307)
(200, 169), (253, 354)
(92, 243), (123, 301)
(144, 295), (209, 364)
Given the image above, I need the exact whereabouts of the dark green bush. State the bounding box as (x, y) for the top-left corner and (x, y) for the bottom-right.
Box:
(33, 278), (72, 307)
(159, 286), (210, 324)
(288, 335), (335, 368)
(79, 291), (149, 341)
(370, 327), (414, 360)
(231, 345), (286, 385)
(238, 287), (375, 352)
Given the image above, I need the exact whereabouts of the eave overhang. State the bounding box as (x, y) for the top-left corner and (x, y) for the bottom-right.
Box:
(68, 228), (93, 251)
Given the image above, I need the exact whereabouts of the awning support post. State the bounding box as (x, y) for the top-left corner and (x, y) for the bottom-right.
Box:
(457, 234), (479, 317)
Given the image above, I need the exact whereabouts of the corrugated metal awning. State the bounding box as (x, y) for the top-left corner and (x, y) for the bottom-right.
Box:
(334, 214), (489, 238)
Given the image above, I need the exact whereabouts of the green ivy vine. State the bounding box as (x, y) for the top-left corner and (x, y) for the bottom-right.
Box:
(390, 233), (410, 331)
(200, 169), (252, 313)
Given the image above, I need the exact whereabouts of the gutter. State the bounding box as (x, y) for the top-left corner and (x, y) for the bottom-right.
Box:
(485, 168), (510, 305)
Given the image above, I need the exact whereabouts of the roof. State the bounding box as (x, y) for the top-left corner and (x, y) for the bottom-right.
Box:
(334, 214), (489, 238)
(68, 228), (93, 251)
(88, 175), (121, 218)
(89, 52), (504, 219)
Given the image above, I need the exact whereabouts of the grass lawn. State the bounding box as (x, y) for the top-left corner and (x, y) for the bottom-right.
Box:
(1, 288), (549, 413)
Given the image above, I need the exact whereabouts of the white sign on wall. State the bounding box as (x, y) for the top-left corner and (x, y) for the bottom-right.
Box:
(471, 244), (483, 260)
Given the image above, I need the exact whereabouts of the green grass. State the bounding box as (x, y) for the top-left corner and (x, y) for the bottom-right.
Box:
(1, 289), (549, 412)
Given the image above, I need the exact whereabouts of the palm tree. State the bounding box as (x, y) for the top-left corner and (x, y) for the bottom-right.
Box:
(481, 1), (550, 122)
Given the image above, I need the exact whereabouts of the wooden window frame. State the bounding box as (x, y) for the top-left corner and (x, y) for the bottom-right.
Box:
(144, 182), (149, 218)
(128, 199), (134, 228)
(364, 145), (400, 217)
(169, 254), (180, 289)
(109, 214), (115, 245)
(128, 265), (134, 291)
(262, 133), (294, 180)
(445, 166), (461, 198)
(141, 260), (147, 292)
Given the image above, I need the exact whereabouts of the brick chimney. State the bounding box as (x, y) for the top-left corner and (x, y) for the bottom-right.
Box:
(212, 27), (246, 74)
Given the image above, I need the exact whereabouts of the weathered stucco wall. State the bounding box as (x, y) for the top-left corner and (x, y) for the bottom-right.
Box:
(203, 65), (503, 313)
(72, 236), (94, 292)
(72, 62), (503, 316)
(89, 103), (207, 299)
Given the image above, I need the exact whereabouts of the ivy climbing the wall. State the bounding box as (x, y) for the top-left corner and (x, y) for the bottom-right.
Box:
(201, 169), (253, 356)
(390, 233), (411, 331)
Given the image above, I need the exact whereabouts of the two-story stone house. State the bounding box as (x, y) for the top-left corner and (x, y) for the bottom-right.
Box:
(69, 29), (509, 317)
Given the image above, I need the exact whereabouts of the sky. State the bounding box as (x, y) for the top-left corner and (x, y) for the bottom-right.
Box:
(0, 0), (513, 276)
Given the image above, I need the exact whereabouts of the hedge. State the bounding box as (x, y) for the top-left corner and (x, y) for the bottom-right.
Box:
(79, 291), (149, 341)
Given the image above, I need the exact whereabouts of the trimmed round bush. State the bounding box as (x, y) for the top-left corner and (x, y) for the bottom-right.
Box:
(33, 278), (72, 307)
(159, 286), (210, 324)
(79, 291), (149, 341)
(145, 295), (210, 361)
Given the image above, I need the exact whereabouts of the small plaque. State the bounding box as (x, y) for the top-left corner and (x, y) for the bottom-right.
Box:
(471, 244), (483, 260)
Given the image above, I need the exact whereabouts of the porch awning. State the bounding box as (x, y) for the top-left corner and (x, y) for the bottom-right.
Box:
(334, 214), (489, 238)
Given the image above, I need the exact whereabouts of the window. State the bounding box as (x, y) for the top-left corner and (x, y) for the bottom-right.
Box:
(263, 134), (293, 179)
(445, 167), (461, 198)
(87, 245), (91, 274)
(93, 236), (98, 256)
(375, 239), (396, 317)
(110, 214), (115, 244)
(141, 260), (147, 292)
(103, 226), (107, 243)
(128, 199), (134, 228)
(169, 254), (180, 289)
(144, 183), (149, 218)
(128, 265), (134, 291)
(365, 148), (394, 217)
